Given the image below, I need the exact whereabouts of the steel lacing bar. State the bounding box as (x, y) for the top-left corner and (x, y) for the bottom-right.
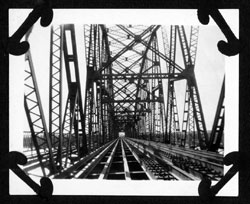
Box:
(24, 51), (56, 175)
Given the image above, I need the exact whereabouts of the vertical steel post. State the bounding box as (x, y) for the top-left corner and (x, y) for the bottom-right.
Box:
(177, 25), (208, 149)
(61, 24), (88, 160)
(49, 25), (63, 168)
(208, 77), (225, 152)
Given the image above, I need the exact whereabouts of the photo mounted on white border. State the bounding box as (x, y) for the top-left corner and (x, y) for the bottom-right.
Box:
(9, 9), (238, 196)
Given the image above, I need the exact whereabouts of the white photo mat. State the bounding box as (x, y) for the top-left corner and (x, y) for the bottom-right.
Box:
(9, 9), (239, 196)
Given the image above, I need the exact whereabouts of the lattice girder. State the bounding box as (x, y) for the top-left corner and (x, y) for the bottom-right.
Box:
(24, 49), (56, 175)
(62, 24), (87, 158)
(84, 25), (115, 150)
(177, 25), (208, 149)
(164, 25), (181, 145)
(49, 25), (64, 166)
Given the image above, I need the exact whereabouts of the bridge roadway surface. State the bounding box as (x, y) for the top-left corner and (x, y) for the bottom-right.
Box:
(22, 137), (224, 181)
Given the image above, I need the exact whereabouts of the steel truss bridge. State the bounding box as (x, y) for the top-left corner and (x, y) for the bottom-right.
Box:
(23, 24), (224, 180)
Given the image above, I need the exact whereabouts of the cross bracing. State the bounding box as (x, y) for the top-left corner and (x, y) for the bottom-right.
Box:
(22, 24), (225, 180)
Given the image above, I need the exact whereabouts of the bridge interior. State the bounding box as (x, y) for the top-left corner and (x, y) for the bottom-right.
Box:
(22, 24), (225, 181)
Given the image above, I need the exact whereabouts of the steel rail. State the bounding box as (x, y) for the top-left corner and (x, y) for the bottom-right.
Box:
(53, 140), (115, 178)
(127, 138), (223, 180)
(126, 138), (198, 180)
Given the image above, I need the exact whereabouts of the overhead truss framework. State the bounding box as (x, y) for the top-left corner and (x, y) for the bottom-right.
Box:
(83, 24), (221, 150)
(23, 24), (225, 176)
(83, 25), (168, 143)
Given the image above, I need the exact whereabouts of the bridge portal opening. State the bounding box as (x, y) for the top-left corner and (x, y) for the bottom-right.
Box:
(118, 132), (125, 138)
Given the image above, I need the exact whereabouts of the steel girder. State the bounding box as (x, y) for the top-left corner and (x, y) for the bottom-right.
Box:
(177, 25), (208, 150)
(49, 25), (63, 168)
(62, 83), (81, 167)
(164, 26), (181, 145)
(61, 24), (88, 166)
(208, 77), (225, 152)
(181, 26), (199, 148)
(84, 25), (115, 152)
(84, 24), (100, 152)
(24, 39), (56, 175)
(88, 25), (169, 142)
(104, 25), (154, 138)
(136, 32), (166, 142)
(83, 25), (212, 151)
(181, 84), (196, 147)
(89, 25), (210, 143)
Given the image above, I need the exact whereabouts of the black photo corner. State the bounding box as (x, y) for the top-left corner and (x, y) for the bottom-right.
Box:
(1, 0), (250, 203)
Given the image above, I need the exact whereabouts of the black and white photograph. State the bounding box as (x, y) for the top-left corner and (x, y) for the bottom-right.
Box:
(9, 9), (238, 196)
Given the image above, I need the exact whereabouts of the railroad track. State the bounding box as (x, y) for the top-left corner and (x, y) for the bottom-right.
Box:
(22, 148), (73, 174)
(123, 139), (177, 180)
(126, 138), (224, 180)
(22, 137), (222, 180)
(22, 143), (108, 176)
(51, 138), (177, 180)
